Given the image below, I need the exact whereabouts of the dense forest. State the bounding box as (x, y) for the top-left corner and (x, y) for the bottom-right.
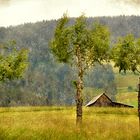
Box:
(0, 15), (139, 106)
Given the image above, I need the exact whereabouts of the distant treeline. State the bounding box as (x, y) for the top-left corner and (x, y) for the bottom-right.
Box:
(0, 15), (139, 106)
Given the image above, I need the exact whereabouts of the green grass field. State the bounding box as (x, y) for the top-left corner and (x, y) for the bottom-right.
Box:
(115, 72), (139, 107)
(84, 72), (139, 107)
(115, 73), (139, 88)
(0, 106), (139, 140)
(116, 92), (138, 107)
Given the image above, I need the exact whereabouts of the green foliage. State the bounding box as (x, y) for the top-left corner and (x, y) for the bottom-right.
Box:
(91, 22), (110, 62)
(50, 14), (110, 67)
(112, 34), (140, 73)
(51, 14), (71, 63)
(0, 42), (28, 81)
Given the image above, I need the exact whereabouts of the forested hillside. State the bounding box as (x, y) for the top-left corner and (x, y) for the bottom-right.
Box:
(0, 15), (139, 106)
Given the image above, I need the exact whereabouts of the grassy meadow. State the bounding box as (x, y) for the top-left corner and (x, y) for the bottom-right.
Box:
(0, 72), (139, 140)
(115, 72), (139, 107)
(0, 106), (139, 140)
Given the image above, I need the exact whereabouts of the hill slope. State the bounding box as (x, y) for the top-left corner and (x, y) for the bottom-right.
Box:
(0, 15), (139, 106)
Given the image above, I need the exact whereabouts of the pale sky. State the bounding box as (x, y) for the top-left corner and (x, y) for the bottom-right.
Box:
(0, 0), (140, 27)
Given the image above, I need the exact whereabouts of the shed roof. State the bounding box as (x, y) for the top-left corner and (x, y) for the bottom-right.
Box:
(112, 101), (134, 108)
(85, 93), (111, 107)
(85, 93), (134, 108)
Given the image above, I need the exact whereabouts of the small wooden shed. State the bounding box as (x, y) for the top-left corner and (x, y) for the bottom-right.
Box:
(85, 93), (133, 108)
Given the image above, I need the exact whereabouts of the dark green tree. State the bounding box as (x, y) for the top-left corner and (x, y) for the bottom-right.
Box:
(50, 14), (110, 124)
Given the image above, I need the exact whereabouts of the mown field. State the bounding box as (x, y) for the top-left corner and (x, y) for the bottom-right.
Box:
(0, 106), (139, 140)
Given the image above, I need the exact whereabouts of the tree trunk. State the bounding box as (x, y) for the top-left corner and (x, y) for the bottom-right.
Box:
(138, 77), (140, 131)
(76, 46), (83, 125)
(76, 74), (83, 125)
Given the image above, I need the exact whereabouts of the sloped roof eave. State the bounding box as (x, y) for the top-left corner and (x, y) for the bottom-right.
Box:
(85, 93), (112, 107)
(112, 101), (134, 108)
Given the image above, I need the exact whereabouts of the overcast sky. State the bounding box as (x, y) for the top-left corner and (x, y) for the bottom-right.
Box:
(0, 0), (140, 27)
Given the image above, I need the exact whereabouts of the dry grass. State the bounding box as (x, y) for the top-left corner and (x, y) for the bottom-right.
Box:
(0, 106), (139, 140)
